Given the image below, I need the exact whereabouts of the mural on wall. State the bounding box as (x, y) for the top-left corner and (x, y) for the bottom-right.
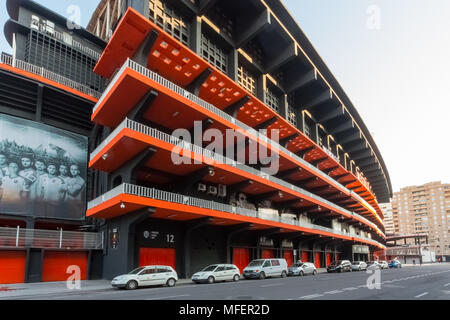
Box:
(0, 114), (87, 220)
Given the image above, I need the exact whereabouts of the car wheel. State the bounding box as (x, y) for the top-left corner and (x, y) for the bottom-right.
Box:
(259, 272), (266, 280)
(358, 267), (361, 271)
(299, 270), (305, 276)
(207, 276), (215, 284)
(126, 280), (138, 290)
(281, 271), (287, 278)
(339, 268), (343, 273)
(312, 270), (317, 276)
(233, 274), (240, 282)
(166, 278), (176, 287)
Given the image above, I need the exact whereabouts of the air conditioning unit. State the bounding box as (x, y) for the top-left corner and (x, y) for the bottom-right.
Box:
(217, 184), (227, 198)
(31, 15), (40, 30)
(207, 186), (218, 196)
(197, 183), (207, 193)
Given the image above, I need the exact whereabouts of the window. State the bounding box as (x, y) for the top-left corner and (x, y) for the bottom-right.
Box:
(238, 65), (257, 94)
(262, 261), (271, 268)
(143, 268), (156, 274)
(157, 267), (171, 273)
(201, 35), (228, 73)
(216, 266), (226, 272)
(149, 0), (190, 46)
(287, 105), (297, 126)
(264, 89), (279, 113)
(271, 260), (280, 266)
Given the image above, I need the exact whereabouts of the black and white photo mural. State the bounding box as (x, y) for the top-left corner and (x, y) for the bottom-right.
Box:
(0, 114), (88, 220)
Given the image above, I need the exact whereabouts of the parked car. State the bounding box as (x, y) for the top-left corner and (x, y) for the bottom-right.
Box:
(379, 260), (389, 269)
(367, 261), (381, 270)
(243, 259), (288, 279)
(327, 260), (352, 273)
(192, 264), (241, 284)
(389, 260), (402, 269)
(351, 261), (368, 271)
(288, 262), (317, 276)
(111, 265), (178, 290)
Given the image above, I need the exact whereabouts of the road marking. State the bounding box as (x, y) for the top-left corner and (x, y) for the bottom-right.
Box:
(299, 294), (323, 299)
(261, 283), (283, 288)
(146, 294), (189, 300)
(444, 283), (450, 287)
(341, 287), (358, 291)
(324, 290), (343, 295)
(414, 292), (429, 298)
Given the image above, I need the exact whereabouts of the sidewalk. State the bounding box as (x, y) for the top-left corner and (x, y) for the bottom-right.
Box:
(0, 268), (329, 299)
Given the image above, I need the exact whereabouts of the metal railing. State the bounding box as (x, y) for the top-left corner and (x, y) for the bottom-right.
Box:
(87, 183), (384, 248)
(0, 53), (102, 99)
(0, 227), (103, 250)
(91, 118), (384, 237)
(92, 58), (381, 221)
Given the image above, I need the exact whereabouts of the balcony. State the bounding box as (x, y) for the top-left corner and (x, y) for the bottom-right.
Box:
(87, 183), (385, 250)
(0, 53), (101, 100)
(0, 227), (103, 250)
(90, 118), (384, 238)
(92, 58), (383, 228)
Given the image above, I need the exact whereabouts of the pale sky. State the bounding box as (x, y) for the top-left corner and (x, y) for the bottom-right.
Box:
(1, 1), (449, 196)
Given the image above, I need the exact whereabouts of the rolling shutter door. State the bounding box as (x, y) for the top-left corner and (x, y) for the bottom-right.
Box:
(233, 248), (250, 274)
(315, 252), (321, 268)
(283, 250), (294, 267)
(139, 248), (176, 269)
(261, 249), (274, 259)
(42, 251), (87, 282)
(0, 251), (26, 284)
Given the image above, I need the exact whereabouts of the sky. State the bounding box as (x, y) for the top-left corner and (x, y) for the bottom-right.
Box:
(1, 0), (450, 196)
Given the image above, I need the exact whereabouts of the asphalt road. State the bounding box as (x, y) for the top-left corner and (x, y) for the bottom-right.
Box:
(8, 264), (450, 300)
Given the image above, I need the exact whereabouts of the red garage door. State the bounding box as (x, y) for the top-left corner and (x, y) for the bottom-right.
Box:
(261, 249), (274, 259)
(42, 251), (87, 282)
(301, 251), (309, 262)
(326, 253), (332, 267)
(139, 248), (176, 269)
(283, 250), (294, 267)
(315, 252), (321, 268)
(0, 251), (26, 284)
(233, 248), (250, 274)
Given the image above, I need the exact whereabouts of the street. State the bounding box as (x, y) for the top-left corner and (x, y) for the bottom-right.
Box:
(2, 264), (449, 300)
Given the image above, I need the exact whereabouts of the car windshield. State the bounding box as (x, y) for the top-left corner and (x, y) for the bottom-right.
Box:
(330, 260), (342, 266)
(128, 267), (145, 275)
(248, 260), (264, 267)
(292, 263), (303, 267)
(202, 265), (218, 272)
(352, 261), (360, 265)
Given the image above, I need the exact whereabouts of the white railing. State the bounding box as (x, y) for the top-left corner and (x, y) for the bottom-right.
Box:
(88, 183), (384, 248)
(91, 118), (385, 237)
(0, 226), (103, 250)
(92, 58), (381, 221)
(46, 28), (102, 60)
(0, 53), (102, 99)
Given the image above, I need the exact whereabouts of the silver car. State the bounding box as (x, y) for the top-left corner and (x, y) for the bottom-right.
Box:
(379, 260), (389, 269)
(288, 262), (317, 276)
(351, 261), (367, 271)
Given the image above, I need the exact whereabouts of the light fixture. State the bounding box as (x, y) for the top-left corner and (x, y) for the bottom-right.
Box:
(120, 202), (125, 209)
(278, 191), (283, 198)
(173, 111), (180, 117)
(102, 153), (108, 160)
(208, 168), (215, 177)
(167, 214), (178, 219)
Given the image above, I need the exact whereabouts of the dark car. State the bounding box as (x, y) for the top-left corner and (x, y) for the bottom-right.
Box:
(389, 260), (402, 269)
(327, 260), (352, 273)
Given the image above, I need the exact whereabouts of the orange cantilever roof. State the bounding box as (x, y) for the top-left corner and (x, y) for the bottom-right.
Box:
(93, 7), (384, 224)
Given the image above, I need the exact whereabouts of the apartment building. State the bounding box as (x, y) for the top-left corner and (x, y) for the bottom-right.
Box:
(391, 181), (450, 260)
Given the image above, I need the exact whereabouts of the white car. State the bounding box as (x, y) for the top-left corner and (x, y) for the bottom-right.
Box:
(243, 259), (288, 279)
(288, 262), (317, 276)
(367, 261), (381, 270)
(379, 260), (389, 269)
(351, 261), (368, 271)
(192, 264), (241, 284)
(111, 265), (178, 290)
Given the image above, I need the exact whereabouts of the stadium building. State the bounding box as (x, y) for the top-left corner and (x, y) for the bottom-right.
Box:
(0, 0), (392, 283)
